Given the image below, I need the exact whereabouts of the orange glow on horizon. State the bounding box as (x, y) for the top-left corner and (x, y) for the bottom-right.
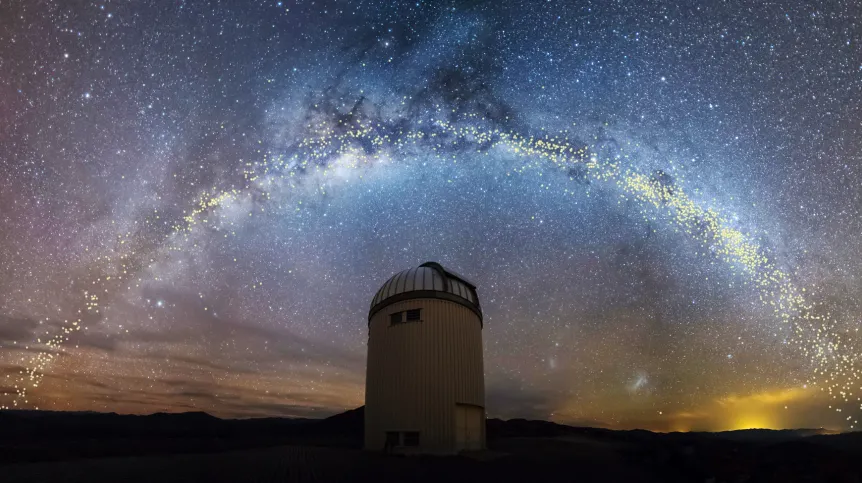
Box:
(551, 386), (819, 432)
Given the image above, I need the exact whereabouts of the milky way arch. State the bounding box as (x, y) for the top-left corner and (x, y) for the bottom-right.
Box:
(5, 114), (860, 428)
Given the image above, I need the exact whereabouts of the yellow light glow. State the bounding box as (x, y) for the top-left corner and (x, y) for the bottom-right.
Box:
(730, 415), (775, 431)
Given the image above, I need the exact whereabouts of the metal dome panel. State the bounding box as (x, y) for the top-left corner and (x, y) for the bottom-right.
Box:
(369, 262), (482, 322)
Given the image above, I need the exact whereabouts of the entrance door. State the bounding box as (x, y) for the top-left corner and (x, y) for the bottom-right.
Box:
(455, 404), (483, 451)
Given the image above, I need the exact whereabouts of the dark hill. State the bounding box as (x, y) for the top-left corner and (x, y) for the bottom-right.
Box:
(316, 405), (364, 436)
(0, 408), (331, 463)
(1, 407), (861, 483)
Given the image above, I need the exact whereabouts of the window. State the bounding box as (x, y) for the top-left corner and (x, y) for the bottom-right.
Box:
(384, 431), (419, 448)
(390, 309), (421, 326)
(385, 431), (400, 447)
(405, 309), (421, 322)
(403, 431), (420, 447)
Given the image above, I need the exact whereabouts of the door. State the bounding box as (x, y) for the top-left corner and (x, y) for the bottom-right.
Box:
(455, 404), (483, 451)
(456, 404), (466, 449)
(465, 406), (482, 449)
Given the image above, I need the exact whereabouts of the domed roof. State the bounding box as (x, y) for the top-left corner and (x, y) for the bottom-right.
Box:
(369, 262), (482, 323)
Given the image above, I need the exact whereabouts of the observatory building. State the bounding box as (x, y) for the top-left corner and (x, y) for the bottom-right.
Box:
(365, 262), (485, 454)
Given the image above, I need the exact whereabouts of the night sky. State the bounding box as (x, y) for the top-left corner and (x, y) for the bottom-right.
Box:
(2, 0), (861, 432)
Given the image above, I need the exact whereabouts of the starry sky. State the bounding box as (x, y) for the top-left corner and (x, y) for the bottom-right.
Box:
(2, 0), (861, 432)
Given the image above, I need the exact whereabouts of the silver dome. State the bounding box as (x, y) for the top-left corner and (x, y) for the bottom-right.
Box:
(369, 262), (482, 322)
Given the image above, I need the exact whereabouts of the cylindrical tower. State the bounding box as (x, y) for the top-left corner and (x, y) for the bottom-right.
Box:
(365, 262), (485, 454)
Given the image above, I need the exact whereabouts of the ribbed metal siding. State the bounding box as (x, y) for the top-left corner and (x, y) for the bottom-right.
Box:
(365, 298), (485, 453)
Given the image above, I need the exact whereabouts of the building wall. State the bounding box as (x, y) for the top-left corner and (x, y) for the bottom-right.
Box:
(365, 298), (485, 453)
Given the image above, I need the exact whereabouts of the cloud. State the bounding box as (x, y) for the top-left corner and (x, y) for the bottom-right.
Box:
(717, 387), (808, 407)
(0, 315), (39, 344)
(0, 314), (119, 355)
(485, 376), (562, 420)
(72, 331), (119, 353)
(657, 387), (820, 432)
(28, 369), (358, 419)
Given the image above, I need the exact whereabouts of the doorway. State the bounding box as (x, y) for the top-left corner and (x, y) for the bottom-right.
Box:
(455, 403), (484, 450)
